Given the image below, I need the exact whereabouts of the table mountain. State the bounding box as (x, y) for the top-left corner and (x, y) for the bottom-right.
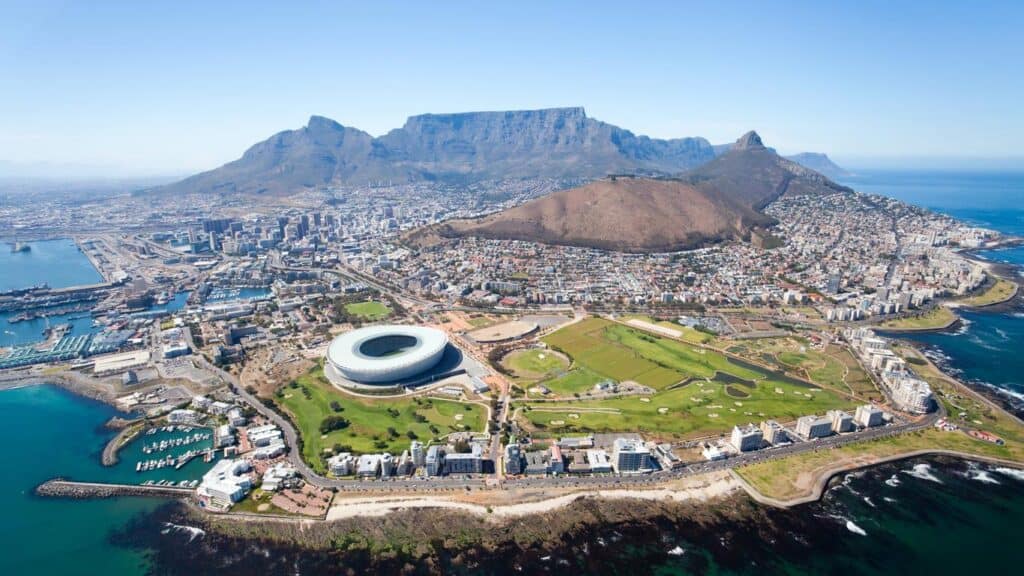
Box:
(152, 108), (719, 196)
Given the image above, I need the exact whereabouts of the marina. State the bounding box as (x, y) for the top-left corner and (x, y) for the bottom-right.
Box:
(126, 424), (220, 482)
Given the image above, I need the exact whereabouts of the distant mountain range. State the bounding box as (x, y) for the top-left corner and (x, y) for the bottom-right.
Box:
(152, 107), (846, 196)
(408, 131), (852, 253)
(783, 152), (850, 180)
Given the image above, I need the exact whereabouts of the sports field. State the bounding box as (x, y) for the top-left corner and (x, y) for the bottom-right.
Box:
(276, 365), (486, 473)
(344, 300), (391, 320)
(503, 348), (569, 382)
(520, 318), (857, 439)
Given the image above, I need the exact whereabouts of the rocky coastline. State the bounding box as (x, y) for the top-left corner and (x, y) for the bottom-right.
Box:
(109, 456), (1000, 576)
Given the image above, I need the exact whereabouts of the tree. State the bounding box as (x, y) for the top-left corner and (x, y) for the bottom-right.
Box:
(329, 400), (344, 412)
(319, 415), (350, 434)
(406, 430), (418, 440)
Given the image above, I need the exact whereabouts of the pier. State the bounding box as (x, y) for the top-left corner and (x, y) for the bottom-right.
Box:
(35, 479), (193, 500)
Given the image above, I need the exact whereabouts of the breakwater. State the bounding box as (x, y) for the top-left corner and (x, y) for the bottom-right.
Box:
(35, 479), (193, 500)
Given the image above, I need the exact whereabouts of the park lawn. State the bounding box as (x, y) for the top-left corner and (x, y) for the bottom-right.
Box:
(503, 349), (569, 381)
(725, 337), (879, 401)
(517, 372), (852, 440)
(737, 428), (1024, 502)
(827, 346), (882, 401)
(541, 368), (606, 396)
(879, 306), (957, 331)
(344, 300), (391, 320)
(958, 278), (1018, 307)
(276, 366), (486, 473)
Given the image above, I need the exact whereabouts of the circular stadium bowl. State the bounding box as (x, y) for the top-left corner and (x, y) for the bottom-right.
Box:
(326, 325), (448, 385)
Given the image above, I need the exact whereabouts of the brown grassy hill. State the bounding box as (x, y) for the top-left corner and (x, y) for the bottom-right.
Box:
(408, 131), (852, 253)
(418, 176), (772, 252)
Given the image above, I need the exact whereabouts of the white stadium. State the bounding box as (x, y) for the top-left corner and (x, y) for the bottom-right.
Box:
(325, 325), (449, 387)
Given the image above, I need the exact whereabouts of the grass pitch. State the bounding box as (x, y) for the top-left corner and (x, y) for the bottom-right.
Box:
(344, 300), (392, 320)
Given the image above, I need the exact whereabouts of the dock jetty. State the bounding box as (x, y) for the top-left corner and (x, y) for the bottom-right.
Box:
(35, 479), (193, 500)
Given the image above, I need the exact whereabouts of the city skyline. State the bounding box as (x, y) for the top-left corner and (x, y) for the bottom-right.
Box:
(2, 0), (1023, 177)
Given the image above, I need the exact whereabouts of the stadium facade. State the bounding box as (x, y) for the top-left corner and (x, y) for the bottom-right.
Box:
(325, 325), (448, 387)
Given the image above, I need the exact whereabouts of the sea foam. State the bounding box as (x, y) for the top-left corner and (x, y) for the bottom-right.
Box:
(902, 463), (943, 484)
(161, 522), (205, 542)
(995, 467), (1024, 482)
(845, 520), (868, 536)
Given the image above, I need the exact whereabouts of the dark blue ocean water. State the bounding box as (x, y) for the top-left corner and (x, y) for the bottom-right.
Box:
(841, 170), (1024, 236)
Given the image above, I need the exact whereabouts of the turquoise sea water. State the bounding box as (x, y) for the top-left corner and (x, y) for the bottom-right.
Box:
(0, 384), (221, 576)
(0, 385), (155, 575)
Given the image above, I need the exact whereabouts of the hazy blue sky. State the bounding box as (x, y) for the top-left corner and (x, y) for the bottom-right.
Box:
(2, 0), (1022, 177)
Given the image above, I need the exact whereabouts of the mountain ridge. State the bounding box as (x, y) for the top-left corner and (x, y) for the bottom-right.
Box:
(151, 108), (845, 196)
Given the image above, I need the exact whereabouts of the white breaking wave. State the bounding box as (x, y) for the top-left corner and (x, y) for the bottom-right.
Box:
(995, 467), (1024, 482)
(667, 546), (685, 556)
(952, 318), (973, 335)
(863, 496), (876, 508)
(885, 474), (901, 487)
(841, 473), (862, 495)
(902, 463), (943, 484)
(161, 522), (206, 542)
(971, 470), (1001, 485)
(882, 497), (898, 503)
(846, 520), (868, 536)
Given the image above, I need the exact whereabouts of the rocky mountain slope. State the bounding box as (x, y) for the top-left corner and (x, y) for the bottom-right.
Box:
(154, 108), (720, 196)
